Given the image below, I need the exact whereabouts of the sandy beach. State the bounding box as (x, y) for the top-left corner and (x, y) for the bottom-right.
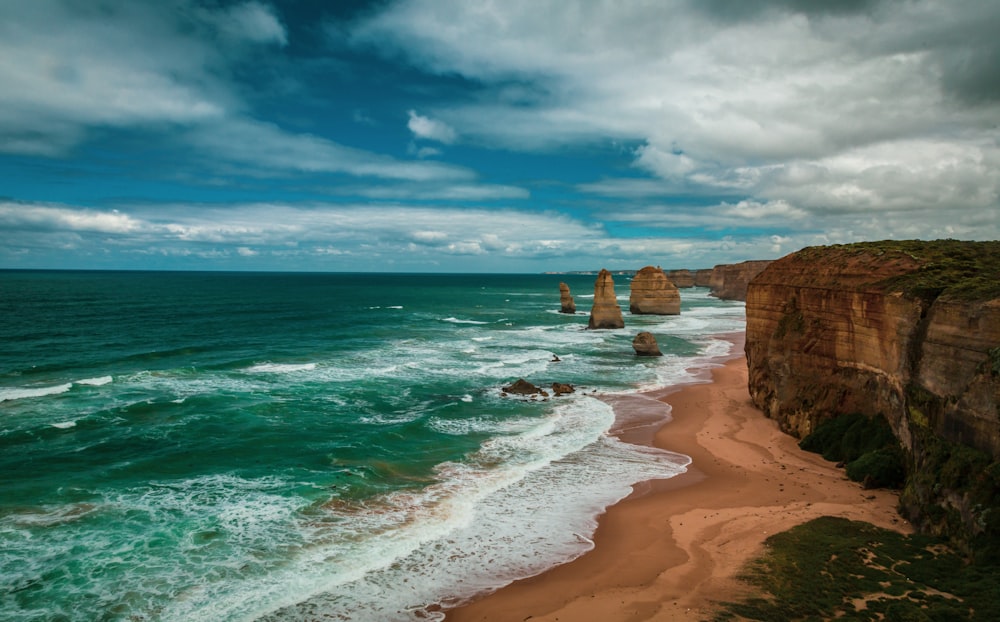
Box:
(446, 343), (912, 621)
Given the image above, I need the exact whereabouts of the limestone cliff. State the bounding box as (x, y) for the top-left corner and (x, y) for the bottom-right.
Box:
(694, 269), (713, 287)
(629, 266), (681, 315)
(588, 269), (625, 329)
(745, 240), (1000, 555)
(709, 260), (773, 301)
(558, 282), (576, 314)
(666, 269), (695, 288)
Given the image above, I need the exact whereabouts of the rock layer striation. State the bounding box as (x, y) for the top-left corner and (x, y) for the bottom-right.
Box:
(665, 269), (695, 288)
(745, 240), (1000, 554)
(629, 266), (681, 315)
(708, 260), (772, 301)
(588, 269), (625, 329)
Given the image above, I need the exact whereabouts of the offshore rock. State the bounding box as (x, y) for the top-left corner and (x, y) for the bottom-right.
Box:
(588, 269), (625, 329)
(551, 382), (575, 395)
(502, 378), (547, 396)
(709, 260), (773, 301)
(629, 266), (681, 315)
(745, 240), (1000, 553)
(666, 269), (695, 288)
(632, 332), (663, 357)
(559, 282), (576, 314)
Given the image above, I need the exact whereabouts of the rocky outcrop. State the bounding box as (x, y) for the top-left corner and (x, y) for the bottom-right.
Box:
(632, 332), (663, 356)
(666, 269), (695, 288)
(709, 260), (773, 301)
(503, 379), (545, 395)
(694, 269), (713, 287)
(629, 266), (681, 315)
(588, 269), (625, 329)
(745, 240), (1000, 555)
(501, 379), (575, 397)
(551, 382), (575, 396)
(558, 282), (576, 314)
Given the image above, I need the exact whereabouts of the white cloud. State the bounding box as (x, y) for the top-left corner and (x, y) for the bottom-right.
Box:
(215, 2), (288, 46)
(191, 118), (475, 182)
(407, 110), (458, 144)
(0, 1), (455, 185)
(351, 182), (529, 201)
(354, 0), (1000, 240)
(633, 144), (698, 180)
(0, 203), (142, 234)
(0, 1), (232, 155)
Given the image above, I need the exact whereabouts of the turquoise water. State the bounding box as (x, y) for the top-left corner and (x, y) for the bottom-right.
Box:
(0, 271), (745, 621)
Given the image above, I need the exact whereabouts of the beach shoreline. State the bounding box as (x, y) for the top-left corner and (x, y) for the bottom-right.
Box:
(445, 334), (911, 621)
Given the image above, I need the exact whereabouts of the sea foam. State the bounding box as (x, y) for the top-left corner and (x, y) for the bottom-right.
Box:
(0, 383), (72, 402)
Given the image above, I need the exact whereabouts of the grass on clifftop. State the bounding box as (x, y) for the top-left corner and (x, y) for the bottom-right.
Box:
(713, 516), (1000, 621)
(802, 239), (1000, 302)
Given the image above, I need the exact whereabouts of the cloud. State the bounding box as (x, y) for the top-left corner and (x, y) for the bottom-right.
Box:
(189, 118), (476, 181)
(0, 202), (142, 234)
(8, 197), (991, 272)
(349, 182), (529, 201)
(0, 1), (233, 155)
(353, 0), (1000, 241)
(0, 0), (457, 185)
(213, 2), (288, 46)
(407, 110), (458, 144)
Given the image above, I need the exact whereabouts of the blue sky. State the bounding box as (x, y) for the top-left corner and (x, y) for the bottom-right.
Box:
(1, 0), (998, 272)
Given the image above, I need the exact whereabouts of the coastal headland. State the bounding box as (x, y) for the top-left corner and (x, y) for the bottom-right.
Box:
(450, 239), (1000, 620)
(447, 336), (909, 621)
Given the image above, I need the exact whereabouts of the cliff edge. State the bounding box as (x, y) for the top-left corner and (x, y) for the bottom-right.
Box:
(745, 240), (1000, 558)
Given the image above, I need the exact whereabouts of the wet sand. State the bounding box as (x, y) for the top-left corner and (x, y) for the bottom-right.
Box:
(446, 346), (910, 621)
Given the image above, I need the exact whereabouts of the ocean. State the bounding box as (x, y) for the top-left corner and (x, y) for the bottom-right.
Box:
(0, 271), (745, 621)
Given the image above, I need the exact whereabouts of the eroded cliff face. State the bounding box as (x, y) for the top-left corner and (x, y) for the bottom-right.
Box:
(745, 241), (1000, 551)
(709, 260), (773, 301)
(665, 269), (695, 288)
(694, 269), (713, 287)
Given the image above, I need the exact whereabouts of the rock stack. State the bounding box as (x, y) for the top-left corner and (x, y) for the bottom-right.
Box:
(588, 269), (625, 329)
(629, 266), (681, 315)
(632, 332), (662, 356)
(558, 282), (576, 314)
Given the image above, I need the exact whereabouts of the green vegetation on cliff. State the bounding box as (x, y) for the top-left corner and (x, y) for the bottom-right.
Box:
(799, 413), (907, 489)
(799, 239), (1000, 301)
(715, 516), (1000, 621)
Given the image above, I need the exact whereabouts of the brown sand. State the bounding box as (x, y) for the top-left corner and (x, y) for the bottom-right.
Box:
(446, 350), (911, 621)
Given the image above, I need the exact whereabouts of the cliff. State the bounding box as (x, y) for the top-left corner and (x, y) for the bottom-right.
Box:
(629, 266), (681, 315)
(709, 260), (773, 301)
(745, 240), (1000, 557)
(665, 269), (695, 288)
(588, 269), (625, 329)
(694, 269), (713, 287)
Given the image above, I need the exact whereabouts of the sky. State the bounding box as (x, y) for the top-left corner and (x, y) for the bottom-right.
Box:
(1, 0), (998, 273)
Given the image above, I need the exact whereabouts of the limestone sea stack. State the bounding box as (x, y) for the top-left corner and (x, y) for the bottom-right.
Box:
(632, 331), (662, 356)
(558, 282), (576, 314)
(629, 266), (681, 315)
(588, 269), (625, 329)
(666, 269), (695, 288)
